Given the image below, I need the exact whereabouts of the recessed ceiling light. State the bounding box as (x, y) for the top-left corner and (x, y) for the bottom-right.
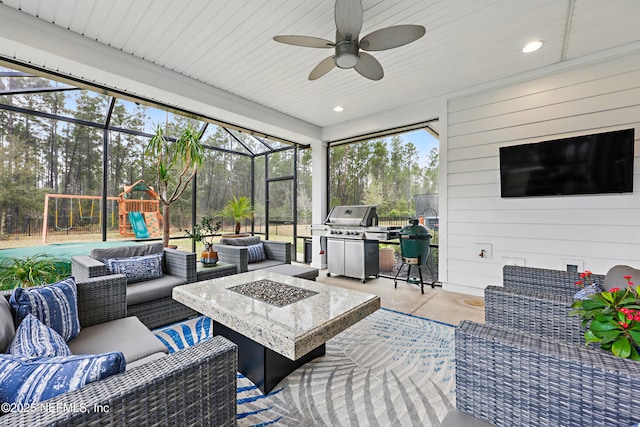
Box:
(333, 106), (344, 112)
(522, 40), (543, 53)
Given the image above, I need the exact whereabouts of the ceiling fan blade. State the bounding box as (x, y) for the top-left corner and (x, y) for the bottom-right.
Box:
(309, 56), (336, 80)
(354, 52), (383, 81)
(273, 35), (334, 48)
(360, 25), (426, 51)
(334, 0), (363, 39)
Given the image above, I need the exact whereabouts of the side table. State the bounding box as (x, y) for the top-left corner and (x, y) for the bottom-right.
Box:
(196, 262), (237, 282)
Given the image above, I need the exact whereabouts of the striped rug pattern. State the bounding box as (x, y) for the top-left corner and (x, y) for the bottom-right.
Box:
(154, 308), (455, 426)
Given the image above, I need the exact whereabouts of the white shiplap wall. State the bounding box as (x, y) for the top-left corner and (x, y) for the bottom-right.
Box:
(443, 51), (640, 295)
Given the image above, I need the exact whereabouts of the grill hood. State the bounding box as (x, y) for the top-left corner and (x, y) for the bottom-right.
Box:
(324, 205), (378, 227)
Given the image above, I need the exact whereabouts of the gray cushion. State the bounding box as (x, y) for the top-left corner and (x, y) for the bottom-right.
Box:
(247, 259), (285, 271)
(126, 275), (185, 306)
(220, 236), (261, 246)
(126, 352), (166, 370)
(0, 297), (15, 353)
(440, 410), (496, 427)
(91, 242), (164, 262)
(68, 316), (168, 364)
(602, 265), (640, 291)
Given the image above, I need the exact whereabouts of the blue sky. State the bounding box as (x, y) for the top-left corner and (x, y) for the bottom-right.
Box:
(392, 128), (439, 167)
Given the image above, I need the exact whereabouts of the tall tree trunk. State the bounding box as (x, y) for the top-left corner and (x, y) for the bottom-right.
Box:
(163, 203), (171, 247)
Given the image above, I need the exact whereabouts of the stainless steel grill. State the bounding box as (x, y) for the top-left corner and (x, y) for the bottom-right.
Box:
(313, 205), (398, 283)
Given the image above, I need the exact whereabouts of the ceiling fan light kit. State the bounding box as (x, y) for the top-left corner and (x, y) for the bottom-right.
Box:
(273, 0), (426, 81)
(335, 40), (359, 68)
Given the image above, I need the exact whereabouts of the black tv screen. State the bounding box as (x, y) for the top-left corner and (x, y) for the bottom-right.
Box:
(500, 128), (635, 197)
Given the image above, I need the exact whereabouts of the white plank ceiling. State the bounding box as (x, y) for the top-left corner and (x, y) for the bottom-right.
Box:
(1, 0), (640, 140)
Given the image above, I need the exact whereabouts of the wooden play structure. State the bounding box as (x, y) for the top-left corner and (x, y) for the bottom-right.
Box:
(41, 180), (162, 243)
(118, 180), (162, 238)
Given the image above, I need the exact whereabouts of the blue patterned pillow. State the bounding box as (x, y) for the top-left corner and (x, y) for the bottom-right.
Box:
(573, 283), (603, 300)
(0, 352), (125, 405)
(103, 253), (164, 283)
(8, 314), (71, 357)
(10, 277), (81, 341)
(247, 243), (266, 263)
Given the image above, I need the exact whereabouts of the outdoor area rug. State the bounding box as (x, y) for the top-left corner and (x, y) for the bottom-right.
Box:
(153, 308), (455, 426)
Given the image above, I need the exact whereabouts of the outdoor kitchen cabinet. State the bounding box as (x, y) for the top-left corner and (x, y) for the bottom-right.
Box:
(327, 238), (379, 283)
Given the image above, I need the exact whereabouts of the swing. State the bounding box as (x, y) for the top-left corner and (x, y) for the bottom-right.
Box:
(54, 197), (74, 231)
(78, 199), (95, 223)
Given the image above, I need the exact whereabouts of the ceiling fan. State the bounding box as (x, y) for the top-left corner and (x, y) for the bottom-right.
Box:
(273, 0), (426, 81)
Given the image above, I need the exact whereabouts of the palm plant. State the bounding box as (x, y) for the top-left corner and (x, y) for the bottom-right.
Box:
(147, 123), (205, 247)
(220, 196), (254, 234)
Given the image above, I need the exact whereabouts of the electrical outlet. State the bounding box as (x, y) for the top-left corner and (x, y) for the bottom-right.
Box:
(502, 257), (526, 266)
(561, 258), (584, 272)
(475, 243), (492, 260)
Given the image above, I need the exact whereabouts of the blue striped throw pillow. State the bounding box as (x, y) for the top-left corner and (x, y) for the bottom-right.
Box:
(103, 253), (164, 283)
(8, 314), (71, 357)
(247, 243), (266, 263)
(0, 352), (125, 406)
(10, 277), (81, 341)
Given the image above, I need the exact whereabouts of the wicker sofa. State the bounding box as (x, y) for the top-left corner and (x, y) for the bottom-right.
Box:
(1, 275), (238, 426)
(213, 236), (291, 273)
(453, 265), (640, 427)
(71, 242), (198, 329)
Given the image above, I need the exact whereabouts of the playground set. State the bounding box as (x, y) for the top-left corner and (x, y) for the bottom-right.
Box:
(41, 180), (163, 243)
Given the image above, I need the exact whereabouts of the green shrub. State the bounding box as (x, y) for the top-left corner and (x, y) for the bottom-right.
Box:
(0, 255), (71, 291)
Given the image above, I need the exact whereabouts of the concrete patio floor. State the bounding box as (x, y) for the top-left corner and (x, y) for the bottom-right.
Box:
(315, 268), (485, 326)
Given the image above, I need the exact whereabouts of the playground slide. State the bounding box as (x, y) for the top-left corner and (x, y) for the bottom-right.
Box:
(128, 211), (150, 239)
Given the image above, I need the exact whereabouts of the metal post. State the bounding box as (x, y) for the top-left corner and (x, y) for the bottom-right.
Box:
(264, 155), (269, 240)
(102, 97), (115, 242)
(251, 156), (255, 236)
(192, 173), (197, 253)
(293, 146), (298, 260)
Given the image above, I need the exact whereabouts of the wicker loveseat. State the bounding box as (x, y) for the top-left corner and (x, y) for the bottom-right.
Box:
(453, 265), (640, 427)
(213, 236), (291, 273)
(1, 275), (238, 426)
(71, 242), (198, 329)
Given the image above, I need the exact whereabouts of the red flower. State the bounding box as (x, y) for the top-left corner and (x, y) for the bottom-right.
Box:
(619, 321), (630, 329)
(575, 280), (583, 286)
(624, 275), (633, 280)
(610, 287), (621, 293)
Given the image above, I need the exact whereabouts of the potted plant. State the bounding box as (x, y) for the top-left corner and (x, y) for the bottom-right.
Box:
(185, 216), (222, 265)
(220, 195), (254, 235)
(146, 123), (205, 247)
(571, 271), (640, 360)
(0, 255), (71, 291)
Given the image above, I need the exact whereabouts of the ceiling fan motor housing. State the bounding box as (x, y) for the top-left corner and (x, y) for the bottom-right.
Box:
(335, 40), (359, 68)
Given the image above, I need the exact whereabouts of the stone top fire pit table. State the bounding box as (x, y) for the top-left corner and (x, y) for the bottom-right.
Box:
(173, 270), (380, 393)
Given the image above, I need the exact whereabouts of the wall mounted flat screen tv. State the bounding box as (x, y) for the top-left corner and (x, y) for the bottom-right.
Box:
(500, 128), (635, 197)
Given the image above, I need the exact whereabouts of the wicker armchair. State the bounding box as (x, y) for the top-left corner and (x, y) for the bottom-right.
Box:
(453, 265), (640, 426)
(1, 275), (238, 426)
(455, 320), (640, 427)
(484, 265), (605, 344)
(213, 236), (291, 273)
(72, 243), (198, 329)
